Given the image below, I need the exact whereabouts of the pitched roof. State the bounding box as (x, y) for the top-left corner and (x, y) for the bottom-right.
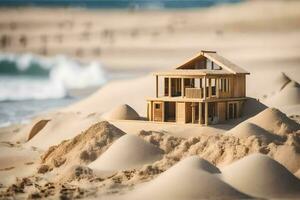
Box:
(153, 69), (231, 76)
(175, 50), (249, 75)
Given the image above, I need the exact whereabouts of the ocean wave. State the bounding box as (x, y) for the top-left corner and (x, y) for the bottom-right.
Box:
(0, 53), (107, 101)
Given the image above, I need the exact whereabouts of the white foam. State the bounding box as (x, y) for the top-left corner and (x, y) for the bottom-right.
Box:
(0, 53), (107, 101)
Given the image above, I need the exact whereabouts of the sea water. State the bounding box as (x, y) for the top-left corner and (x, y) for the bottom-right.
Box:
(0, 53), (107, 127)
(0, 0), (243, 9)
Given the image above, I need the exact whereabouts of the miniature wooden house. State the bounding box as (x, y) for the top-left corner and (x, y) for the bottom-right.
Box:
(147, 50), (249, 125)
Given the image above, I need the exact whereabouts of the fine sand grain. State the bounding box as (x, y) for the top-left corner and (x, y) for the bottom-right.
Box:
(25, 112), (103, 150)
(39, 121), (125, 171)
(248, 108), (300, 135)
(89, 134), (163, 171)
(226, 122), (282, 143)
(221, 153), (300, 198)
(124, 156), (250, 200)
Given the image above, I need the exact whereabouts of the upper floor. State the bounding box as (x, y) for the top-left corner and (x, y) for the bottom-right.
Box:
(152, 50), (249, 101)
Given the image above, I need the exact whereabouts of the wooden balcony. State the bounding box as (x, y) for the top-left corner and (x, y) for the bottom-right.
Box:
(185, 88), (203, 98)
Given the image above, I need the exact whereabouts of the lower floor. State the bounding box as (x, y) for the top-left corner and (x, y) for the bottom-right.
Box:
(147, 100), (245, 125)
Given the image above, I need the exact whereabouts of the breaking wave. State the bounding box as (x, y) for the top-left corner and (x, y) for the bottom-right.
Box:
(0, 53), (107, 101)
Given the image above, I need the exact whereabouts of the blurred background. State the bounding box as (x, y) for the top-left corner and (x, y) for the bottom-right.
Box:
(0, 0), (300, 126)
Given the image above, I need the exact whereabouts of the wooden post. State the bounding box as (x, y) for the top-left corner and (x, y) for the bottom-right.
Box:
(168, 77), (171, 97)
(199, 102), (202, 125)
(191, 103), (195, 124)
(200, 78), (202, 88)
(152, 102), (154, 121)
(205, 102), (208, 125)
(181, 78), (184, 97)
(156, 75), (158, 98)
(149, 102), (153, 121)
(208, 78), (212, 98)
(204, 76), (207, 99)
(216, 78), (219, 98)
(162, 102), (165, 122)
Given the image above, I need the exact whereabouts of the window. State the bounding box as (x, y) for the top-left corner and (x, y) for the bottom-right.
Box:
(206, 59), (213, 70)
(212, 62), (221, 70)
(155, 103), (160, 109)
(220, 78), (230, 92)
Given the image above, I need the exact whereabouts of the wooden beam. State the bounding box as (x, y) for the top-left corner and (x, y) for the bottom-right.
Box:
(199, 102), (202, 125)
(204, 76), (207, 99)
(205, 102), (208, 126)
(162, 102), (165, 122)
(181, 78), (184, 97)
(208, 78), (212, 98)
(191, 103), (195, 124)
(156, 75), (158, 98)
(216, 78), (219, 98)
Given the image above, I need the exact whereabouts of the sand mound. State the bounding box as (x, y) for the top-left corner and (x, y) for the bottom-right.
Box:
(89, 134), (163, 171)
(25, 112), (103, 150)
(242, 97), (268, 118)
(171, 156), (221, 174)
(221, 153), (300, 198)
(39, 121), (125, 172)
(227, 122), (282, 143)
(295, 169), (300, 179)
(248, 107), (300, 135)
(27, 119), (50, 141)
(103, 104), (140, 120)
(126, 156), (249, 200)
(265, 80), (300, 107)
(273, 144), (300, 173)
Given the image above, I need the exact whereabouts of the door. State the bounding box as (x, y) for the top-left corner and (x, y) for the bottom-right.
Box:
(153, 102), (163, 122)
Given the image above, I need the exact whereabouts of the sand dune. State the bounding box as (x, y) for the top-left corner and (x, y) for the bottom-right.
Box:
(89, 134), (163, 171)
(125, 156), (249, 200)
(265, 81), (300, 106)
(25, 112), (102, 150)
(221, 153), (300, 198)
(170, 156), (221, 174)
(103, 104), (140, 120)
(248, 107), (300, 135)
(39, 121), (125, 172)
(262, 73), (300, 116)
(226, 122), (282, 143)
(274, 145), (300, 173)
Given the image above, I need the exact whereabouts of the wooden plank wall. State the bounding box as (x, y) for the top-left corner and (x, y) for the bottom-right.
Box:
(217, 102), (226, 122)
(185, 102), (192, 123)
(232, 75), (246, 97)
(176, 102), (186, 123)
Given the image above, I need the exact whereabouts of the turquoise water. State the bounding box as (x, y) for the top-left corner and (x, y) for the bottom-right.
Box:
(0, 98), (78, 127)
(0, 53), (106, 127)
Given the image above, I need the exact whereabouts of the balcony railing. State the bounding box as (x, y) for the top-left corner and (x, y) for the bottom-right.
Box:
(185, 88), (203, 98)
(185, 86), (217, 99)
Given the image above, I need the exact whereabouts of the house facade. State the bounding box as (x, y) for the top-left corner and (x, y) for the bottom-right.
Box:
(147, 50), (249, 125)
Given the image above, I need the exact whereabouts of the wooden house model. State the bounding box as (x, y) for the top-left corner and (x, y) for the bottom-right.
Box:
(147, 50), (249, 125)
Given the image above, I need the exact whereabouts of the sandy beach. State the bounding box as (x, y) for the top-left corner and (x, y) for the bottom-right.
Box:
(0, 0), (300, 199)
